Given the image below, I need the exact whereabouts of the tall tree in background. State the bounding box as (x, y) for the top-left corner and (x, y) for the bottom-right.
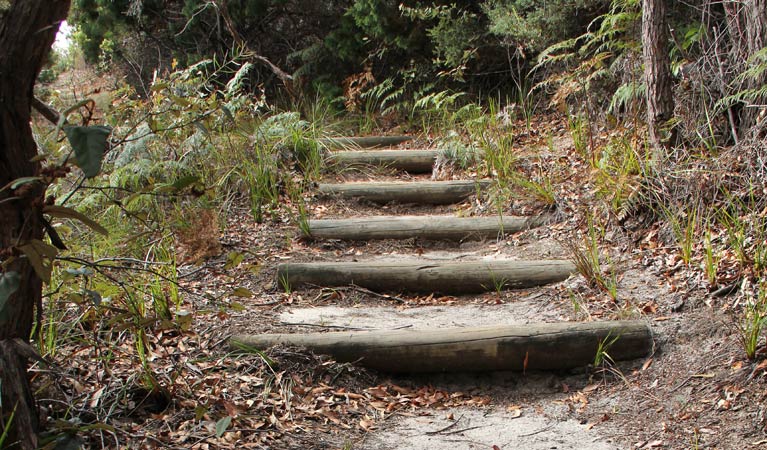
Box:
(642, 0), (674, 152)
(744, 0), (766, 133)
(0, 1), (71, 448)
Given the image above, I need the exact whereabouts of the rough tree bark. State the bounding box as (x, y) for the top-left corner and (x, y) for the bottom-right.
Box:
(0, 1), (71, 448)
(642, 0), (675, 152)
(744, 0), (767, 132)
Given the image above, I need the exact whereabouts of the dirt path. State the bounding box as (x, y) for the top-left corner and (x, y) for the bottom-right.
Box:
(231, 135), (656, 449)
(213, 127), (767, 450)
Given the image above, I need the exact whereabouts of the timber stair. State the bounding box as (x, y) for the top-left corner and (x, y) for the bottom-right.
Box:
(327, 148), (439, 173)
(318, 180), (489, 205)
(304, 215), (545, 241)
(233, 135), (653, 373)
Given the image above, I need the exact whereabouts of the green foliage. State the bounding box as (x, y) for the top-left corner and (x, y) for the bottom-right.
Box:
(592, 130), (648, 216)
(483, 0), (607, 54)
(533, 0), (641, 111)
(567, 216), (619, 301)
(63, 125), (112, 178)
(738, 281), (767, 360)
(717, 47), (767, 113)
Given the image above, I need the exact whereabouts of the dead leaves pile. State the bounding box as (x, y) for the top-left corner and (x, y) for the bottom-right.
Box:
(38, 318), (492, 449)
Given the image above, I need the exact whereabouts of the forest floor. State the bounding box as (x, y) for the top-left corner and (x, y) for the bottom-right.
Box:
(153, 117), (766, 449)
(32, 70), (767, 449)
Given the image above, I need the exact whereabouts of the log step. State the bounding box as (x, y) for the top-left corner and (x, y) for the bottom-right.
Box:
(329, 149), (438, 173)
(277, 259), (574, 294)
(319, 135), (412, 149)
(318, 180), (489, 205)
(305, 215), (545, 241)
(230, 320), (652, 373)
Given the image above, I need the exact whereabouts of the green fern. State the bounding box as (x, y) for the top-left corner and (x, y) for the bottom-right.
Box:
(716, 47), (767, 112)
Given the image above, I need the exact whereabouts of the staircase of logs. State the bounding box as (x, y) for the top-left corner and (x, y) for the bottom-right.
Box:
(231, 135), (653, 373)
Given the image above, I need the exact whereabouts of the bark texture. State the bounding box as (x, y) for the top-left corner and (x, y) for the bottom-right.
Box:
(642, 0), (675, 151)
(744, 0), (767, 132)
(277, 259), (575, 294)
(0, 1), (71, 447)
(305, 215), (545, 241)
(319, 136), (412, 149)
(329, 149), (438, 173)
(318, 180), (489, 205)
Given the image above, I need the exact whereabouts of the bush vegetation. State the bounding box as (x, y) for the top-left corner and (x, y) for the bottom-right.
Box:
(2, 0), (767, 446)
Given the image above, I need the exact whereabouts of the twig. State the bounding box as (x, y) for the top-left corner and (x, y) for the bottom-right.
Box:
(32, 96), (61, 125)
(518, 423), (555, 437)
(425, 415), (463, 435)
(442, 425), (486, 435)
(309, 284), (408, 303)
(280, 321), (371, 331)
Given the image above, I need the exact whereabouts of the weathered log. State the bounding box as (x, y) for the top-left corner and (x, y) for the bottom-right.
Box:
(329, 149), (438, 173)
(318, 180), (489, 205)
(305, 215), (545, 241)
(230, 320), (653, 373)
(277, 259), (574, 294)
(319, 136), (412, 149)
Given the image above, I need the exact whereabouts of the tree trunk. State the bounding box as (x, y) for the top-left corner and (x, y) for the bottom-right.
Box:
(744, 0), (767, 133)
(642, 0), (675, 152)
(0, 1), (70, 448)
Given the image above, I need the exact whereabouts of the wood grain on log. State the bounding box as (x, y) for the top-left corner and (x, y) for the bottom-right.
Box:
(306, 215), (545, 241)
(319, 136), (412, 149)
(230, 320), (653, 373)
(318, 180), (489, 205)
(329, 149), (438, 173)
(277, 259), (574, 294)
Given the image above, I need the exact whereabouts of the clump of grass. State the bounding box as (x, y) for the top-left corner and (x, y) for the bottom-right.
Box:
(658, 203), (699, 266)
(594, 332), (619, 367)
(566, 216), (619, 301)
(738, 281), (767, 360)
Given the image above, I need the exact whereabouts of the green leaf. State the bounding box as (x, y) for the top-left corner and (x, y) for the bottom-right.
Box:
(0, 271), (21, 321)
(63, 125), (112, 178)
(230, 287), (253, 298)
(44, 204), (109, 236)
(193, 121), (209, 136)
(215, 416), (232, 437)
(224, 251), (245, 270)
(4, 176), (43, 191)
(229, 302), (246, 312)
(17, 240), (58, 283)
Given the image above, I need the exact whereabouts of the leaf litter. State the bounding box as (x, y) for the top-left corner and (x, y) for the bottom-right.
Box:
(34, 113), (767, 449)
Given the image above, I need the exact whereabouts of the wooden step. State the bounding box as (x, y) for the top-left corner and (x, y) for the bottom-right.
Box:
(230, 320), (652, 373)
(318, 180), (489, 205)
(305, 215), (545, 241)
(319, 135), (412, 149)
(277, 259), (574, 294)
(329, 149), (438, 173)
